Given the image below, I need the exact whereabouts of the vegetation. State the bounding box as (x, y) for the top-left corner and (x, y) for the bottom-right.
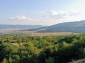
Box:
(0, 34), (85, 63)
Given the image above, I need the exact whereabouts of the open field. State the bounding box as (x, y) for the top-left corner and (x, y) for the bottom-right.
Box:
(24, 32), (79, 36)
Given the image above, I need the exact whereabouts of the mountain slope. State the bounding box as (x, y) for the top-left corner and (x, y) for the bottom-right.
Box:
(40, 20), (85, 33)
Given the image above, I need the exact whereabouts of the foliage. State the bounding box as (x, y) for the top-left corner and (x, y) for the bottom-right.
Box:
(0, 34), (85, 63)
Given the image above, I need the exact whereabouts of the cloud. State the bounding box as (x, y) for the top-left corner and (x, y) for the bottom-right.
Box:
(41, 10), (84, 24)
(40, 10), (80, 20)
(50, 10), (59, 16)
(7, 10), (85, 26)
(49, 10), (79, 18)
(9, 16), (31, 21)
(38, 10), (85, 25)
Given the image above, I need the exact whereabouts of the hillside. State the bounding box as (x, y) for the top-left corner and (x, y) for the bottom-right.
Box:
(39, 20), (85, 33)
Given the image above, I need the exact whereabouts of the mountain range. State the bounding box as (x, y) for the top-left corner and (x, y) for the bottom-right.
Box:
(0, 20), (85, 33)
(0, 25), (42, 29)
(39, 20), (85, 33)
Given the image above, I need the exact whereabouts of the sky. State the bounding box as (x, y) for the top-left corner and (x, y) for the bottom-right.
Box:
(0, 0), (85, 26)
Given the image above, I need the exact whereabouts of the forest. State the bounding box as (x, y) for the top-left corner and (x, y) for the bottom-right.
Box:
(0, 34), (85, 63)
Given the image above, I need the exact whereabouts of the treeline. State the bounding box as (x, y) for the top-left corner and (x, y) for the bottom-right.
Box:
(0, 34), (85, 63)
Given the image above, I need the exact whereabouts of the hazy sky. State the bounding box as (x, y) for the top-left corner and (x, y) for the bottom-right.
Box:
(0, 0), (85, 26)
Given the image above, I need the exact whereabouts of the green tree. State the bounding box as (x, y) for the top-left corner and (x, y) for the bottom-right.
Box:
(2, 58), (8, 63)
(8, 55), (12, 63)
(45, 57), (54, 63)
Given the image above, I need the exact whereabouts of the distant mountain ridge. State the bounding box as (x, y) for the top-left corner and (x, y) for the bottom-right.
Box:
(1, 20), (85, 33)
(39, 20), (85, 33)
(0, 24), (42, 29)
